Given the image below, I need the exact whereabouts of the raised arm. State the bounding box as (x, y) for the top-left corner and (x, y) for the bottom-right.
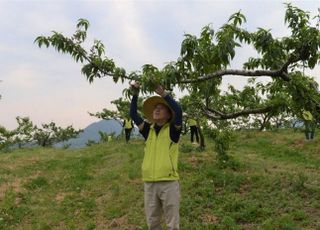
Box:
(129, 82), (144, 130)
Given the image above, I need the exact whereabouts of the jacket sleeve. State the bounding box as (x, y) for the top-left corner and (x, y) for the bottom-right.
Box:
(163, 94), (182, 127)
(130, 95), (144, 126)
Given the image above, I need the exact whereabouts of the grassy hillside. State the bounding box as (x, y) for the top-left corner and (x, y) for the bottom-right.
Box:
(0, 129), (319, 230)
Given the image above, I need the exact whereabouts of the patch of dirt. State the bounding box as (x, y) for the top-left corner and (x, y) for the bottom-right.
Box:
(95, 216), (110, 230)
(238, 182), (251, 195)
(6, 156), (41, 170)
(95, 193), (112, 206)
(55, 192), (74, 202)
(95, 215), (137, 230)
(110, 217), (137, 229)
(128, 178), (142, 185)
(186, 155), (198, 166)
(290, 139), (305, 148)
(0, 177), (24, 200)
(27, 170), (42, 179)
(201, 213), (219, 224)
(304, 207), (320, 223)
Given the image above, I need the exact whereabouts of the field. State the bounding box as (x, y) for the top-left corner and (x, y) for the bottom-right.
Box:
(0, 129), (319, 229)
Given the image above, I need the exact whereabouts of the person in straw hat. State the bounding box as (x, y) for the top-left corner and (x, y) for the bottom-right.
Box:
(129, 81), (182, 230)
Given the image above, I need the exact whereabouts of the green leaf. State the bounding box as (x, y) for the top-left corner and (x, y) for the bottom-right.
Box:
(77, 18), (90, 31)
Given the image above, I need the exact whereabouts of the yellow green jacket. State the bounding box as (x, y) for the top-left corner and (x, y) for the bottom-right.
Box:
(142, 123), (179, 181)
(302, 110), (313, 121)
(124, 119), (133, 129)
(187, 118), (197, 127)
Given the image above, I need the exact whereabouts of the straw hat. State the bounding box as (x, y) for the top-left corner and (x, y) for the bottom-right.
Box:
(142, 96), (174, 123)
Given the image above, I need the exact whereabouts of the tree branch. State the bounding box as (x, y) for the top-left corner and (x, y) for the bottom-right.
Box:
(179, 68), (290, 84)
(74, 46), (134, 81)
(202, 105), (274, 120)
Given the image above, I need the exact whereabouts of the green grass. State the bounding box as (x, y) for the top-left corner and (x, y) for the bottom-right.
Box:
(0, 129), (319, 229)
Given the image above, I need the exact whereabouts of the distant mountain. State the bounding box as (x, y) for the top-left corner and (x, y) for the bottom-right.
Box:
(55, 119), (140, 148)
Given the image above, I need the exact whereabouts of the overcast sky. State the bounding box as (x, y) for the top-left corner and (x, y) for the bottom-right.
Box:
(0, 0), (319, 130)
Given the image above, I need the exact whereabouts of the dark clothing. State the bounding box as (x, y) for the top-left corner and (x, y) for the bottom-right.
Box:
(190, 126), (199, 143)
(130, 95), (144, 125)
(130, 94), (182, 143)
(124, 128), (132, 142)
(304, 120), (316, 140)
(140, 123), (181, 143)
(123, 119), (134, 143)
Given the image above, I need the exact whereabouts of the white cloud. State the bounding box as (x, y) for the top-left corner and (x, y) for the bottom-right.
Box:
(96, 1), (165, 69)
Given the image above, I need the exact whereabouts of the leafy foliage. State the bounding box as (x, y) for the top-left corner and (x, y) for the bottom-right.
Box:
(33, 122), (82, 147)
(35, 5), (320, 161)
(89, 96), (145, 125)
(0, 117), (83, 149)
(14, 117), (35, 147)
(35, 5), (320, 118)
(0, 126), (15, 152)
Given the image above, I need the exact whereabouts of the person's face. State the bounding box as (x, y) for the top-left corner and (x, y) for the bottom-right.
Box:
(152, 103), (171, 122)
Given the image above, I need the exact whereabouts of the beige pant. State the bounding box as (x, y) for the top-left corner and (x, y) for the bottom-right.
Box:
(144, 181), (180, 230)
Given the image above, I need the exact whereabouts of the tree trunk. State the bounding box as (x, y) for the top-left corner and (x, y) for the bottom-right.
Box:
(197, 121), (205, 150)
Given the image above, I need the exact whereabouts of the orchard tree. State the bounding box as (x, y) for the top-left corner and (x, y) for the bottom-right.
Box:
(33, 122), (82, 147)
(89, 98), (130, 125)
(89, 107), (122, 125)
(0, 126), (15, 151)
(1, 117), (83, 149)
(14, 116), (35, 147)
(0, 117), (35, 150)
(220, 79), (293, 131)
(269, 112), (294, 129)
(89, 96), (145, 125)
(35, 4), (320, 161)
(89, 96), (145, 139)
(250, 111), (294, 131)
(89, 97), (139, 123)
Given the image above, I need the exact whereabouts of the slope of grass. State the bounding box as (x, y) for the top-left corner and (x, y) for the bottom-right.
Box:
(0, 129), (319, 229)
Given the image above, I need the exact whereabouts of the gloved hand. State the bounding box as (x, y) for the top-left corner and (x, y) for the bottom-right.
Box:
(130, 81), (140, 96)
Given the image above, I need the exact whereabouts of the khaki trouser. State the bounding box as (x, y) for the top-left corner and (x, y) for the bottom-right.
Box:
(144, 181), (180, 230)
